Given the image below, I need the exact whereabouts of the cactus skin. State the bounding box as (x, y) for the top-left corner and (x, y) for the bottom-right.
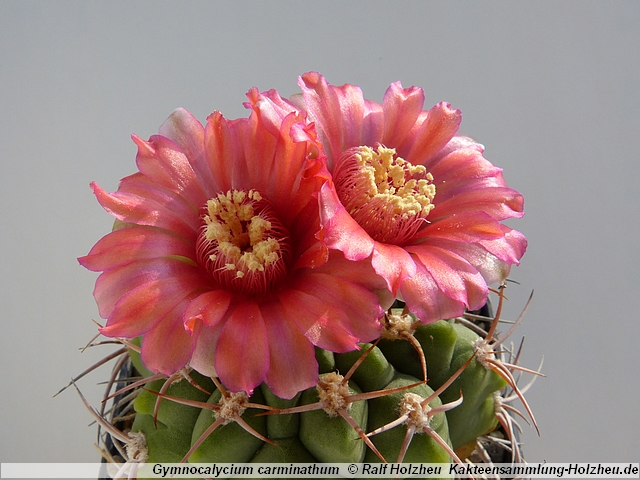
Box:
(378, 319), (508, 450)
(127, 317), (510, 473)
(131, 373), (214, 463)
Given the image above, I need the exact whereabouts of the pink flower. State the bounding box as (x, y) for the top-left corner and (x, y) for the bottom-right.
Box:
(295, 72), (527, 323)
(79, 88), (383, 399)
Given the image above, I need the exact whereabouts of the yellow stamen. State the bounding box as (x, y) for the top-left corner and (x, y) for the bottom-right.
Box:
(203, 190), (281, 274)
(353, 145), (435, 219)
(196, 189), (291, 296)
(334, 145), (436, 245)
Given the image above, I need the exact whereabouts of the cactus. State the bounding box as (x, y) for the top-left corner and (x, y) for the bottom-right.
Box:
(68, 288), (541, 479)
(67, 73), (542, 477)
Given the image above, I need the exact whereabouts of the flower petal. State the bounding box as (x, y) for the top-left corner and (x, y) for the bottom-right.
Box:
(406, 245), (488, 310)
(293, 272), (382, 342)
(313, 250), (395, 311)
(79, 226), (195, 272)
(422, 224), (527, 283)
(405, 102), (462, 163)
(204, 111), (247, 194)
(431, 186), (525, 221)
(371, 241), (418, 296)
(277, 287), (359, 353)
(214, 301), (269, 394)
(139, 298), (197, 374)
(420, 237), (516, 286)
(477, 225), (528, 265)
(261, 300), (318, 399)
(399, 263), (467, 323)
(189, 323), (223, 378)
(91, 180), (198, 239)
(100, 271), (202, 338)
(381, 81), (425, 148)
(426, 144), (503, 185)
(158, 108), (220, 198)
(93, 257), (204, 320)
(299, 72), (368, 167)
(318, 182), (374, 261)
(414, 212), (506, 244)
(133, 133), (207, 208)
(184, 290), (233, 330)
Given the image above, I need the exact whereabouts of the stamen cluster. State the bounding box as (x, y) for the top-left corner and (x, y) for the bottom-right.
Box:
(333, 145), (436, 245)
(196, 189), (291, 296)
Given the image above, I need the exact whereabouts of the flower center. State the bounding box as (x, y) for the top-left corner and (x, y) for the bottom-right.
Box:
(196, 189), (291, 296)
(333, 145), (436, 245)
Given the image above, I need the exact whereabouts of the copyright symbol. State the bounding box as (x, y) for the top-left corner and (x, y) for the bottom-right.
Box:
(348, 464), (358, 475)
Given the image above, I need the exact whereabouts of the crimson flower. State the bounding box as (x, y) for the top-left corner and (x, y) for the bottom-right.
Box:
(79, 88), (383, 399)
(294, 72), (527, 323)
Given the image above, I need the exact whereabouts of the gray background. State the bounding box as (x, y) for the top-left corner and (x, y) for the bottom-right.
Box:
(1, 1), (638, 465)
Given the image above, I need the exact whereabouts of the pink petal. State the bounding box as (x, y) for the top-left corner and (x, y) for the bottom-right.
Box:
(158, 108), (220, 198)
(116, 173), (201, 231)
(277, 287), (359, 353)
(91, 181), (198, 239)
(133, 133), (207, 209)
(414, 212), (506, 244)
(428, 135), (481, 164)
(139, 297), (197, 374)
(285, 155), (331, 232)
(399, 263), (468, 324)
(241, 102), (279, 190)
(435, 176), (511, 205)
(79, 227), (195, 272)
(318, 182), (374, 261)
(371, 241), (418, 296)
(204, 111), (247, 194)
(477, 225), (527, 265)
(381, 81), (425, 147)
(93, 257), (205, 320)
(430, 186), (525, 221)
(405, 102), (462, 163)
(261, 300), (318, 399)
(420, 237), (515, 286)
(288, 195), (328, 269)
(245, 87), (304, 138)
(189, 323), (224, 378)
(293, 272), (382, 342)
(183, 290), (233, 330)
(247, 109), (311, 210)
(214, 301), (269, 394)
(406, 245), (488, 310)
(427, 144), (503, 184)
(331, 82), (366, 150)
(299, 72), (367, 167)
(312, 250), (395, 311)
(100, 271), (202, 338)
(361, 99), (384, 147)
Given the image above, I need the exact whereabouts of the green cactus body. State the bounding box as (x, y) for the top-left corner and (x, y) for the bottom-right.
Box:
(131, 373), (215, 463)
(127, 317), (509, 475)
(378, 319), (508, 451)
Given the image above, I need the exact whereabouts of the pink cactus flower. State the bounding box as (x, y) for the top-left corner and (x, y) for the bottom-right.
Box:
(79, 88), (384, 399)
(295, 72), (527, 323)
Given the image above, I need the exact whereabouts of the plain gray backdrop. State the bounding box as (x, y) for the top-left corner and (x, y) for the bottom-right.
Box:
(1, 1), (639, 466)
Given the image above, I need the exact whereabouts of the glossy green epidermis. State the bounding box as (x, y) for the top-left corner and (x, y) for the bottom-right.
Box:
(378, 319), (508, 449)
(129, 320), (505, 468)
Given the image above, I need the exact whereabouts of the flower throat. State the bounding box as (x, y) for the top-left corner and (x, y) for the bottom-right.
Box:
(333, 145), (436, 245)
(196, 189), (291, 296)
